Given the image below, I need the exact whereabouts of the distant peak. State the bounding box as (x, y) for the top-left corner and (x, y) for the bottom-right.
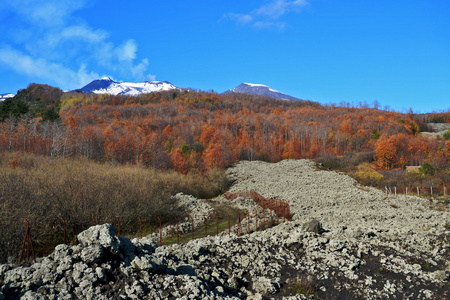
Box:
(100, 76), (114, 81)
(224, 82), (300, 101)
(242, 82), (268, 88)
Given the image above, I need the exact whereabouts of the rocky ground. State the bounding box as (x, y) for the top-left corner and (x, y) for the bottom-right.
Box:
(0, 159), (449, 299)
(422, 123), (450, 138)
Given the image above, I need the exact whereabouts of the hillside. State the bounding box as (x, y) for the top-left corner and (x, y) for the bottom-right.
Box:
(1, 84), (450, 196)
(1, 159), (448, 299)
(2, 86), (447, 171)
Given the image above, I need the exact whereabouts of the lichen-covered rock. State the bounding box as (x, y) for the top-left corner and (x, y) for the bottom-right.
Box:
(77, 224), (120, 254)
(252, 276), (279, 294)
(130, 255), (164, 273)
(81, 245), (104, 264)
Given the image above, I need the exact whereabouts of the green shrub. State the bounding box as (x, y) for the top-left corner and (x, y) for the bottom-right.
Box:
(443, 130), (450, 140)
(419, 163), (435, 176)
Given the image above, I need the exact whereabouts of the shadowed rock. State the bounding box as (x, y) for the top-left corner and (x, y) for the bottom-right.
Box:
(302, 219), (324, 234)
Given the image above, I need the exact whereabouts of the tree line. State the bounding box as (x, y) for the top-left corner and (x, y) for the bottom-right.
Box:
(1, 83), (450, 174)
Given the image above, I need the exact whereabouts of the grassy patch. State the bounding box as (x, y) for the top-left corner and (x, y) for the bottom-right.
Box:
(162, 205), (240, 245)
(160, 203), (281, 246)
(284, 275), (317, 296)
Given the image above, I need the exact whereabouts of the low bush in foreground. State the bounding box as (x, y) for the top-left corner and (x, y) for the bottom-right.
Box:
(0, 152), (230, 264)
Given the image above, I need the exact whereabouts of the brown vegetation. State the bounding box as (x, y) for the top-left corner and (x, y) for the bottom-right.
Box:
(0, 152), (229, 264)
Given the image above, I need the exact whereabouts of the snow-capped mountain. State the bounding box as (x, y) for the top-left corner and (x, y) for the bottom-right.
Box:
(0, 93), (14, 101)
(224, 83), (300, 101)
(78, 77), (178, 96)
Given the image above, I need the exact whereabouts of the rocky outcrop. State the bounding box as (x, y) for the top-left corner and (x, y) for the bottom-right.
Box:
(422, 123), (450, 138)
(0, 159), (449, 299)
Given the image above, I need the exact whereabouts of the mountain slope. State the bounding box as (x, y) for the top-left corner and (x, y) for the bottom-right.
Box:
(224, 82), (300, 101)
(79, 77), (178, 96)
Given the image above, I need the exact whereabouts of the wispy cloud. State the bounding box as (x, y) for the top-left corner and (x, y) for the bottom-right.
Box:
(3, 0), (86, 28)
(0, 46), (99, 88)
(0, 0), (154, 89)
(254, 0), (308, 19)
(222, 13), (253, 25)
(116, 40), (138, 61)
(223, 0), (308, 30)
(253, 21), (287, 31)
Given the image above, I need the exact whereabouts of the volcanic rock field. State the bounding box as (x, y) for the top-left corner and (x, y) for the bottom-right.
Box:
(1, 159), (449, 299)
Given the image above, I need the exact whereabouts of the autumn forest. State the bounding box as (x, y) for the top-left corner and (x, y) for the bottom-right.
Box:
(2, 83), (450, 174)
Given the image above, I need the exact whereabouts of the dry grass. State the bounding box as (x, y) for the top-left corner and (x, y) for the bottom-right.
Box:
(284, 275), (317, 296)
(0, 152), (230, 264)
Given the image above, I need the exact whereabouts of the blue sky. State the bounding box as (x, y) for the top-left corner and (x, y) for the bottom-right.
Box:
(0, 0), (449, 113)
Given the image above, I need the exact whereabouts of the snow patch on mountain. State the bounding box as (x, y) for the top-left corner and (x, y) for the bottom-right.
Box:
(243, 82), (280, 93)
(0, 93), (14, 101)
(78, 78), (178, 96)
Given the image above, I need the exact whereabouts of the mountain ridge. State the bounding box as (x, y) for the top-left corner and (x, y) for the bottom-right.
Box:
(78, 78), (178, 96)
(4, 80), (302, 101)
(224, 82), (300, 101)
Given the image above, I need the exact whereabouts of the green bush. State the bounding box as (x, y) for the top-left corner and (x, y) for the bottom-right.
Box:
(419, 163), (435, 176)
(443, 130), (450, 140)
(41, 108), (60, 122)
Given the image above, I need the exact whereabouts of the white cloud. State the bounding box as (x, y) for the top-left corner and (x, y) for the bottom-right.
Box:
(60, 25), (109, 43)
(0, 0), (154, 89)
(222, 13), (253, 25)
(0, 46), (62, 79)
(116, 40), (138, 61)
(0, 46), (98, 88)
(223, 0), (308, 30)
(76, 64), (100, 86)
(146, 74), (157, 81)
(4, 0), (86, 28)
(131, 58), (149, 79)
(254, 0), (308, 19)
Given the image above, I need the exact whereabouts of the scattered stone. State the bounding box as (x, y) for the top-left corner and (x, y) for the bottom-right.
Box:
(302, 219), (324, 234)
